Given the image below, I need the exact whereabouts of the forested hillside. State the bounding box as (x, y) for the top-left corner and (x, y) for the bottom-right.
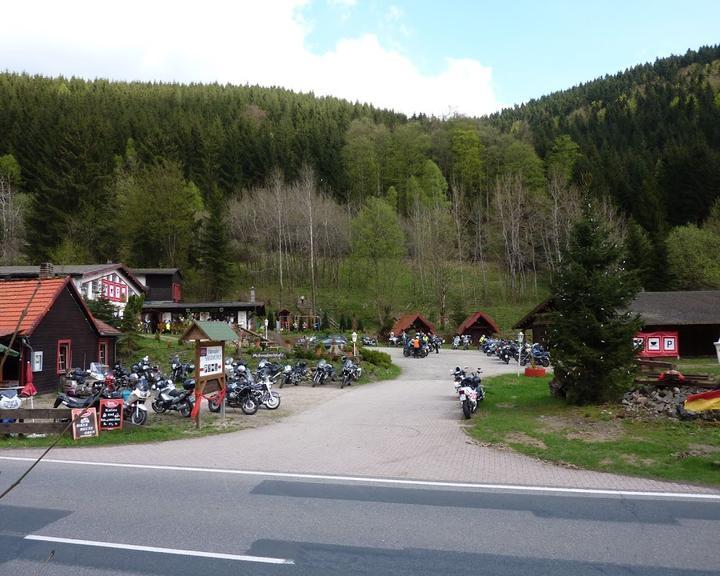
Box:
(1, 45), (719, 329)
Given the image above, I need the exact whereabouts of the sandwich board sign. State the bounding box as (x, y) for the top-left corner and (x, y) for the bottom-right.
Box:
(71, 407), (99, 440)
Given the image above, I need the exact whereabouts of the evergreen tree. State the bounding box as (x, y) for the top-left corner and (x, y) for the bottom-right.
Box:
(198, 185), (234, 300)
(321, 310), (329, 331)
(549, 200), (642, 405)
(84, 297), (121, 328)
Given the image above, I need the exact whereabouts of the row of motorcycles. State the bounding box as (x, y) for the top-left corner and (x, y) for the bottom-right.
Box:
(54, 355), (198, 424)
(452, 366), (485, 419)
(481, 339), (551, 367)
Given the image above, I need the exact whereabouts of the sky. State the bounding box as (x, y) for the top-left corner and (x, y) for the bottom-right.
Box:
(2, 0), (719, 118)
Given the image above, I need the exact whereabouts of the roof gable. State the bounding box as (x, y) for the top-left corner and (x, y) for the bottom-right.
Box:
(391, 312), (436, 335)
(457, 311), (501, 335)
(0, 277), (69, 336)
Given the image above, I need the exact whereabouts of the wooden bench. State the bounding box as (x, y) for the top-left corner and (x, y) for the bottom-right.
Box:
(0, 408), (72, 435)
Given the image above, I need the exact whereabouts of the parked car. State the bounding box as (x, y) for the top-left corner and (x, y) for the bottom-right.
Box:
(321, 335), (348, 349)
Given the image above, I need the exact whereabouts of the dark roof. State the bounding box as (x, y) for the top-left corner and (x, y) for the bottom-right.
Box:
(457, 311), (501, 335)
(512, 298), (555, 330)
(631, 291), (720, 326)
(130, 268), (182, 277)
(143, 301), (265, 311)
(0, 264), (147, 293)
(512, 291), (720, 330)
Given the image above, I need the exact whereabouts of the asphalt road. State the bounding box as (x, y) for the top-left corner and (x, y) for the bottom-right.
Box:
(1, 459), (719, 576)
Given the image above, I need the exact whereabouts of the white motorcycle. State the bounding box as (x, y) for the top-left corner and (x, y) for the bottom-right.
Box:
(457, 368), (484, 419)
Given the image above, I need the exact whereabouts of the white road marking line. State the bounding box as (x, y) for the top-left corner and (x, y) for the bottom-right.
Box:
(1, 455), (719, 500)
(23, 534), (294, 565)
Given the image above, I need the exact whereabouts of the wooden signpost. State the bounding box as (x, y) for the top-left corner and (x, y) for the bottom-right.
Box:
(180, 321), (237, 428)
(71, 407), (99, 440)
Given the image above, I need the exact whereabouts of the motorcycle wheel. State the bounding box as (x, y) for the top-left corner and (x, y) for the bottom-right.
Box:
(264, 392), (281, 410)
(208, 396), (222, 413)
(520, 357), (528, 367)
(240, 396), (258, 415)
(130, 408), (147, 426)
(462, 399), (473, 419)
(151, 400), (166, 413)
(178, 402), (192, 417)
(341, 374), (350, 389)
(541, 357), (550, 368)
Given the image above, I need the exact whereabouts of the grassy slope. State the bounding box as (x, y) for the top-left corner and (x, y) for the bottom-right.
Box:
(234, 258), (549, 335)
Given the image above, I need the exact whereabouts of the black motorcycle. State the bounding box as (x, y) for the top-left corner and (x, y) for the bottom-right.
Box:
(340, 358), (362, 389)
(279, 361), (308, 388)
(312, 359), (335, 387)
(208, 377), (259, 415)
(170, 354), (195, 383)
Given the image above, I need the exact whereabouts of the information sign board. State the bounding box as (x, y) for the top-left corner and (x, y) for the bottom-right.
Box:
(99, 398), (124, 430)
(198, 345), (223, 377)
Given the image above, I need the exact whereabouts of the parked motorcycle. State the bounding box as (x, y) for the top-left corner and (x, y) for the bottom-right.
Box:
(151, 377), (195, 417)
(458, 369), (484, 419)
(340, 357), (362, 388)
(280, 361), (308, 388)
(208, 378), (258, 415)
(361, 336), (377, 347)
(312, 359), (335, 386)
(170, 354), (195, 383)
(63, 362), (110, 397)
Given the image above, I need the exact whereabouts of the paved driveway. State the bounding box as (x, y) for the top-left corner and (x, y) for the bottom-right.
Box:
(3, 347), (718, 494)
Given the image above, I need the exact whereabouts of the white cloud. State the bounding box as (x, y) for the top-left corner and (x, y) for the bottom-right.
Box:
(1, 0), (500, 117)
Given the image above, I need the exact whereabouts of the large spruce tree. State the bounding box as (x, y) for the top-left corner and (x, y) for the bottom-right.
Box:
(549, 201), (642, 405)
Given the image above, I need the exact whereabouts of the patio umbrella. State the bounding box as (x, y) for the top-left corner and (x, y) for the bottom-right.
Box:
(21, 360), (37, 408)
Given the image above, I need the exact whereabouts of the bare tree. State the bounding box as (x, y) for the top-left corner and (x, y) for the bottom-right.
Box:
(0, 156), (25, 265)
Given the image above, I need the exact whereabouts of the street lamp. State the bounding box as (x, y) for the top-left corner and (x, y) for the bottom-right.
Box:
(517, 331), (524, 377)
(264, 317), (269, 340)
(352, 331), (358, 357)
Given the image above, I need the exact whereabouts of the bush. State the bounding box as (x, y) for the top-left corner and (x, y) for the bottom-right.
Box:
(359, 347), (391, 368)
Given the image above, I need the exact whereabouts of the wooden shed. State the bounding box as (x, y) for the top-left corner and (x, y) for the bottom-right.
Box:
(0, 277), (119, 393)
(391, 312), (437, 335)
(456, 311), (501, 343)
(513, 291), (720, 357)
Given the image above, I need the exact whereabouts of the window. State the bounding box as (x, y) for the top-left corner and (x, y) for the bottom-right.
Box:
(172, 282), (182, 302)
(57, 340), (72, 374)
(98, 339), (109, 366)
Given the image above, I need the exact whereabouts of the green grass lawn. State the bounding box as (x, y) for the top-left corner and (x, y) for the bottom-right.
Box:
(675, 356), (720, 377)
(471, 373), (720, 487)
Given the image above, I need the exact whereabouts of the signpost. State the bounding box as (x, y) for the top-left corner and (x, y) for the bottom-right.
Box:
(99, 398), (124, 431)
(71, 407), (99, 440)
(180, 321), (237, 429)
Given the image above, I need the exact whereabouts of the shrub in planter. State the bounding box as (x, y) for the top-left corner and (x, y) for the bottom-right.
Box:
(359, 347), (391, 368)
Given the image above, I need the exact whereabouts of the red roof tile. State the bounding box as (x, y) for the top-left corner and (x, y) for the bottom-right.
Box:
(0, 277), (69, 337)
(391, 312), (436, 335)
(457, 311), (501, 335)
(94, 318), (122, 336)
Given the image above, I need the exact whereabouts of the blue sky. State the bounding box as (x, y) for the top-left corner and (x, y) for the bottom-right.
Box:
(2, 0), (719, 117)
(301, 0), (720, 106)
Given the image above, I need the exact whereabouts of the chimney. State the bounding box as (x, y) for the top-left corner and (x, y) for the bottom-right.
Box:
(250, 286), (256, 303)
(39, 262), (55, 279)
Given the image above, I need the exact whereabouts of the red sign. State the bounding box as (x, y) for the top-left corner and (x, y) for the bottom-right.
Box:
(635, 331), (679, 358)
(71, 407), (99, 440)
(99, 398), (124, 430)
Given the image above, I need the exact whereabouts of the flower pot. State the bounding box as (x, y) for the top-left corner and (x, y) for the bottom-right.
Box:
(524, 367), (546, 377)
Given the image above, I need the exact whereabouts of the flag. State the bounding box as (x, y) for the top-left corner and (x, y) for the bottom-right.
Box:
(684, 389), (720, 413)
